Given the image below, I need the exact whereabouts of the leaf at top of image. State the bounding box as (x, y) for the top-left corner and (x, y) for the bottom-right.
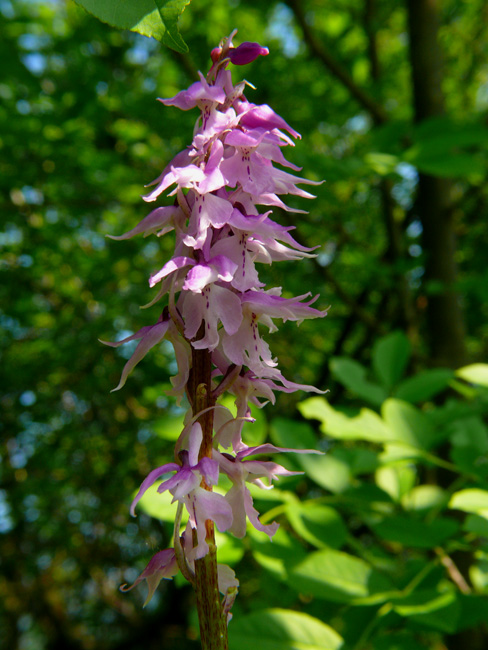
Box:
(73, 0), (192, 52)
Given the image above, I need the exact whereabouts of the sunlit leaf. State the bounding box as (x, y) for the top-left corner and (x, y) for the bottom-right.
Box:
(228, 609), (344, 650)
(299, 452), (352, 493)
(456, 363), (488, 387)
(289, 548), (393, 604)
(375, 464), (416, 502)
(381, 399), (436, 449)
(449, 488), (488, 519)
(401, 485), (448, 513)
(299, 398), (392, 443)
(393, 588), (460, 633)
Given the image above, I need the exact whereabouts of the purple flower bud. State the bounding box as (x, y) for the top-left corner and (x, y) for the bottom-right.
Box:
(228, 42), (269, 65)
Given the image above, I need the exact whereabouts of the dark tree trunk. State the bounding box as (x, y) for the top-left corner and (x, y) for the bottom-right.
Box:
(406, 0), (466, 367)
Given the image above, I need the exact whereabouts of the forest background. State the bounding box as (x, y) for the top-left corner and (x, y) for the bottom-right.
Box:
(2, 0), (488, 649)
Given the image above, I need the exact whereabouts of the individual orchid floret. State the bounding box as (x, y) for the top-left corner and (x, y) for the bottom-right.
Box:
(179, 283), (242, 351)
(218, 564), (239, 623)
(120, 549), (179, 606)
(159, 71), (226, 111)
(101, 314), (171, 392)
(184, 190), (234, 251)
(182, 255), (238, 293)
(213, 442), (320, 539)
(221, 292), (327, 380)
(130, 423), (233, 560)
(241, 291), (327, 324)
(220, 144), (322, 198)
(101, 313), (191, 395)
(106, 205), (182, 241)
(131, 424), (217, 512)
(236, 101), (301, 140)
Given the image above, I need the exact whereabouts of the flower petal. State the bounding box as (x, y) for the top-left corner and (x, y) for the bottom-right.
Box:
(108, 319), (171, 392)
(130, 463), (179, 516)
(120, 549), (179, 606)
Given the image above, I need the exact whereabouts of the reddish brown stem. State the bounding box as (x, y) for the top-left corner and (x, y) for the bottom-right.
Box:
(187, 341), (228, 650)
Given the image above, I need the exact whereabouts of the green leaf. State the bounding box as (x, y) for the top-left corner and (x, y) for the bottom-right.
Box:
(470, 552), (488, 592)
(406, 151), (485, 179)
(463, 514), (488, 536)
(375, 464), (416, 503)
(381, 399), (436, 450)
(401, 485), (448, 513)
(456, 594), (488, 630)
(228, 609), (344, 650)
(364, 152), (399, 175)
(73, 0), (191, 52)
(393, 589), (460, 633)
(413, 117), (488, 149)
(395, 369), (453, 403)
(403, 118), (488, 180)
(450, 417), (488, 453)
(330, 357), (387, 407)
(154, 0), (191, 52)
(270, 417), (318, 450)
(299, 397), (392, 443)
(373, 631), (431, 650)
(372, 515), (459, 549)
(450, 446), (488, 480)
(285, 501), (348, 549)
(372, 331), (410, 390)
(299, 452), (352, 493)
(342, 483), (394, 511)
(249, 526), (307, 581)
(289, 548), (393, 604)
(449, 488), (488, 518)
(456, 363), (488, 387)
(449, 418), (488, 480)
(333, 447), (379, 476)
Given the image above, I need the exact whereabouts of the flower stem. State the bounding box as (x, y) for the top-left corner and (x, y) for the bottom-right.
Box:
(188, 340), (228, 650)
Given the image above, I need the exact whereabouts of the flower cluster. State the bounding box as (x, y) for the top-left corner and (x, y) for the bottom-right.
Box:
(109, 33), (326, 616)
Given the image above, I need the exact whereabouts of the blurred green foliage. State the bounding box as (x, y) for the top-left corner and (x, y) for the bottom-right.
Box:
(1, 0), (488, 648)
